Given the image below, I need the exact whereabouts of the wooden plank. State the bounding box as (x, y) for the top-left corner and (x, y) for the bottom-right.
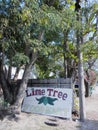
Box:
(28, 78), (72, 84)
(60, 78), (72, 84)
(47, 79), (58, 84)
(28, 84), (72, 88)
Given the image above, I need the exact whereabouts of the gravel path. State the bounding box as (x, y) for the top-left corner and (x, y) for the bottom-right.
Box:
(80, 86), (98, 130)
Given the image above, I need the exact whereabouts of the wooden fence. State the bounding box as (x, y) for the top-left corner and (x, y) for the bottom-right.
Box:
(27, 78), (72, 88)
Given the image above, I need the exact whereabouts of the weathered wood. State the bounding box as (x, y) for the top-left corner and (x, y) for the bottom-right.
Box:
(28, 84), (72, 88)
(28, 78), (72, 84)
(60, 78), (72, 84)
(27, 78), (72, 88)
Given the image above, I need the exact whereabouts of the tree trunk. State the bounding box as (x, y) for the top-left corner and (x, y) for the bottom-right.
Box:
(14, 50), (38, 112)
(64, 55), (68, 78)
(13, 67), (20, 81)
(7, 65), (12, 82)
(14, 64), (32, 112)
(63, 31), (69, 78)
(13, 31), (43, 113)
(0, 65), (13, 104)
(84, 79), (89, 97)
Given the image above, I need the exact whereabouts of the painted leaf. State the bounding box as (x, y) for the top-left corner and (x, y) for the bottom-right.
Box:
(36, 96), (58, 106)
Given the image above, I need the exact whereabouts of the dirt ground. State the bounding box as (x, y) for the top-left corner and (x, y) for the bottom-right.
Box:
(0, 86), (98, 130)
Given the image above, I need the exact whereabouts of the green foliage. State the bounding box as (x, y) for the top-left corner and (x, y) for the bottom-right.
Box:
(12, 53), (29, 67)
(82, 41), (98, 61)
(73, 93), (79, 112)
(0, 0), (98, 79)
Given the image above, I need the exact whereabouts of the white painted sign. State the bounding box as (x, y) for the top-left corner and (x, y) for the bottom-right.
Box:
(21, 87), (73, 118)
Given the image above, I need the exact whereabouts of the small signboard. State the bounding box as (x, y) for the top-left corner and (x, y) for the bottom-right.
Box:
(21, 87), (73, 118)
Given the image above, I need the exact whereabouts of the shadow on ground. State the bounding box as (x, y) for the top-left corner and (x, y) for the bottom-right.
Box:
(0, 109), (20, 122)
(80, 119), (98, 130)
(44, 117), (59, 127)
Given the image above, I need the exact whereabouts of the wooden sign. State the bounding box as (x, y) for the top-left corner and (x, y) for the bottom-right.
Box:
(22, 87), (73, 119)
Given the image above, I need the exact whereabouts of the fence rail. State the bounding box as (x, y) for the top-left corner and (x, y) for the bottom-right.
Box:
(27, 78), (72, 88)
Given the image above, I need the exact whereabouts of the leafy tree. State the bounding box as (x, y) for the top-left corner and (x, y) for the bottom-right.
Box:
(0, 0), (55, 111)
(35, 1), (79, 79)
(0, 0), (68, 112)
(82, 2), (98, 69)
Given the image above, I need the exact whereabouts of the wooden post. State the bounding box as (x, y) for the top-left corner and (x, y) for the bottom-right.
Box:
(75, 0), (86, 121)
